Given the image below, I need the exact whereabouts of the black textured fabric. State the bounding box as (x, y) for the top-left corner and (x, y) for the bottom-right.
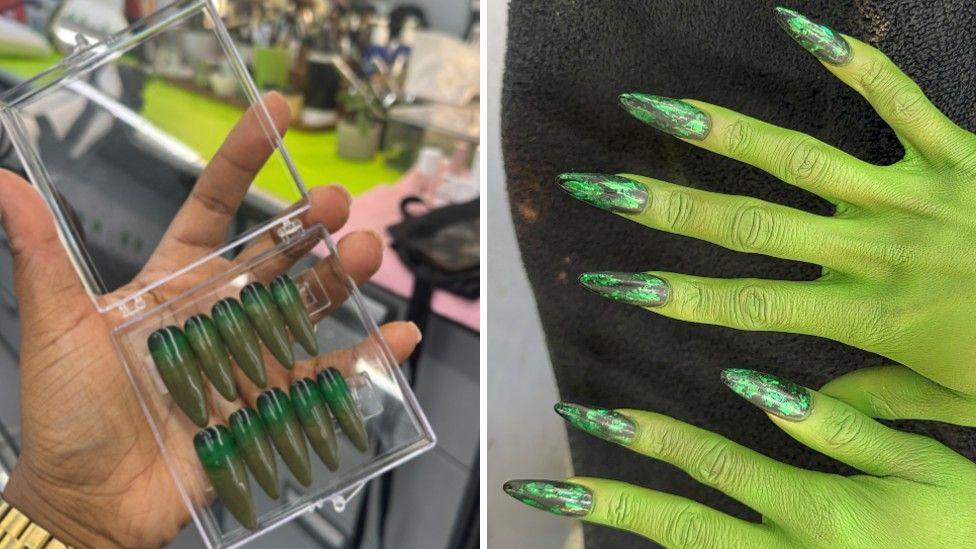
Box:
(501, 1), (976, 547)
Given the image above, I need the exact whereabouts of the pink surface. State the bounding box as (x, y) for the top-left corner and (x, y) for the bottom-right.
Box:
(323, 171), (480, 331)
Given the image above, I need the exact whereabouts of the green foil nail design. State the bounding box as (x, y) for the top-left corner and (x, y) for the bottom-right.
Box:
(502, 480), (593, 517)
(555, 173), (648, 214)
(229, 407), (280, 500)
(721, 368), (812, 421)
(619, 94), (711, 140)
(270, 275), (319, 356)
(554, 402), (636, 445)
(291, 378), (340, 471)
(194, 425), (257, 530)
(774, 6), (851, 66)
(147, 326), (209, 427)
(578, 272), (669, 307)
(317, 368), (369, 453)
(184, 314), (237, 402)
(212, 298), (267, 388)
(257, 388), (313, 486)
(241, 282), (295, 369)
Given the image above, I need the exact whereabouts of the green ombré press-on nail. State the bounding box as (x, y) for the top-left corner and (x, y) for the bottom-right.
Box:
(184, 314), (237, 402)
(212, 297), (267, 388)
(241, 282), (295, 369)
(774, 6), (851, 66)
(555, 173), (649, 214)
(257, 388), (312, 486)
(619, 93), (711, 140)
(554, 402), (636, 446)
(194, 425), (257, 530)
(502, 480), (593, 517)
(721, 368), (812, 421)
(578, 271), (669, 307)
(147, 326), (209, 427)
(270, 275), (319, 356)
(291, 378), (340, 471)
(229, 407), (281, 500)
(317, 368), (369, 453)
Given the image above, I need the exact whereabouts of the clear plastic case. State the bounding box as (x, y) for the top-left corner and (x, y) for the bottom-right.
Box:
(0, 1), (435, 547)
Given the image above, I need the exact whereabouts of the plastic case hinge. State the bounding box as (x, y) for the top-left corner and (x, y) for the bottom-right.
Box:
(118, 295), (146, 317)
(276, 218), (304, 243)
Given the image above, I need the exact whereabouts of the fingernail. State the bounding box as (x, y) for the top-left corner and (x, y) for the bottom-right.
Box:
(578, 272), (669, 307)
(290, 378), (340, 471)
(257, 388), (313, 486)
(554, 402), (636, 446)
(229, 407), (280, 500)
(270, 275), (319, 356)
(148, 326), (209, 427)
(408, 321), (423, 343)
(721, 368), (812, 421)
(618, 94), (711, 140)
(331, 184), (353, 206)
(241, 282), (295, 369)
(555, 173), (648, 214)
(184, 314), (237, 402)
(212, 298), (267, 388)
(502, 480), (593, 517)
(194, 425), (257, 530)
(774, 6), (851, 66)
(317, 368), (369, 453)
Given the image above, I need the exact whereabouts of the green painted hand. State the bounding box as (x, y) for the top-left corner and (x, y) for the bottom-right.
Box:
(505, 369), (976, 547)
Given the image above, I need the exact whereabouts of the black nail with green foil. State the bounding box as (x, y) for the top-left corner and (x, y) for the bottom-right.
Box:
(619, 94), (711, 140)
(212, 298), (267, 388)
(270, 275), (319, 356)
(502, 480), (593, 517)
(317, 368), (368, 453)
(147, 326), (209, 427)
(554, 402), (636, 446)
(774, 7), (851, 66)
(291, 378), (340, 471)
(721, 368), (812, 421)
(184, 314), (237, 402)
(194, 425), (257, 530)
(556, 173), (648, 214)
(579, 272), (669, 307)
(241, 282), (295, 369)
(256, 388), (312, 486)
(229, 407), (280, 500)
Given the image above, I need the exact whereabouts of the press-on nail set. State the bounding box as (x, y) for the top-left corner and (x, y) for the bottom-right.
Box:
(0, 2), (434, 546)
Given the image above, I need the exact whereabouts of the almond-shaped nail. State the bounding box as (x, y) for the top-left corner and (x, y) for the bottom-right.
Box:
(556, 173), (648, 214)
(184, 314), (237, 402)
(554, 402), (636, 445)
(241, 282), (295, 369)
(291, 378), (340, 471)
(257, 388), (312, 486)
(212, 298), (267, 388)
(229, 407), (280, 500)
(774, 6), (851, 66)
(195, 425), (257, 530)
(148, 326), (209, 427)
(619, 93), (710, 140)
(502, 480), (593, 517)
(317, 368), (368, 453)
(578, 272), (669, 307)
(270, 275), (319, 356)
(721, 368), (812, 421)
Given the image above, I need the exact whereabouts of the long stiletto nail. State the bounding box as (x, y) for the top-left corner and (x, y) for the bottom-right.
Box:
(317, 368), (368, 453)
(291, 378), (340, 471)
(184, 314), (237, 402)
(241, 282), (294, 369)
(619, 94), (711, 140)
(502, 480), (593, 517)
(556, 173), (648, 214)
(554, 402), (636, 445)
(257, 388), (312, 486)
(721, 368), (812, 421)
(212, 298), (267, 388)
(229, 407), (280, 500)
(148, 326), (209, 427)
(578, 272), (669, 307)
(270, 275), (319, 356)
(774, 7), (851, 66)
(195, 425), (257, 530)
